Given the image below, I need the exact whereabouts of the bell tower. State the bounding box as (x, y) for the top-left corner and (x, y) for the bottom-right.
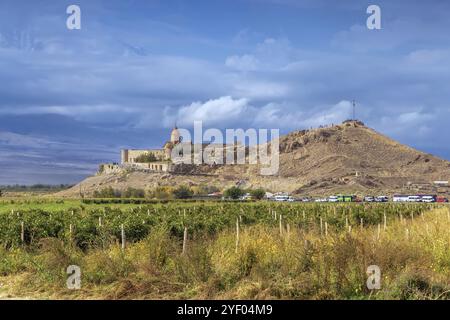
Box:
(170, 124), (181, 144)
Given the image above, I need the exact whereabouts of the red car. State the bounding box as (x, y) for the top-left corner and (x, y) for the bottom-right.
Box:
(437, 196), (449, 203)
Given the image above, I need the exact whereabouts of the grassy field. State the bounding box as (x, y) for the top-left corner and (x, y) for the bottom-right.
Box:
(0, 199), (449, 300)
(0, 198), (147, 213)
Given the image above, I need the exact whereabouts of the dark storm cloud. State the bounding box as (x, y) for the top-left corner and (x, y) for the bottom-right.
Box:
(0, 0), (449, 184)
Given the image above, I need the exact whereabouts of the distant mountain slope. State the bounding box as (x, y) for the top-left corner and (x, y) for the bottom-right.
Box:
(57, 121), (450, 197)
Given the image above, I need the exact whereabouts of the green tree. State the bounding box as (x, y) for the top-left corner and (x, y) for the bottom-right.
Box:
(172, 185), (194, 199)
(147, 186), (173, 200)
(135, 152), (158, 163)
(194, 184), (220, 196)
(224, 186), (245, 200)
(93, 186), (119, 198)
(122, 187), (145, 198)
(250, 188), (266, 200)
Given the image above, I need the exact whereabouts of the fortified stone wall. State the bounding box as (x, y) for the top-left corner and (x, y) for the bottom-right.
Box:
(98, 163), (122, 175)
(171, 143), (245, 165)
(121, 149), (166, 163)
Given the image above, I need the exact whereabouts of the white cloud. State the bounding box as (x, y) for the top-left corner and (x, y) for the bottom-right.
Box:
(226, 37), (297, 72)
(225, 54), (259, 71)
(230, 78), (290, 99)
(161, 96), (355, 132)
(168, 96), (251, 127)
(405, 49), (450, 68)
(252, 100), (353, 129)
(377, 110), (436, 140)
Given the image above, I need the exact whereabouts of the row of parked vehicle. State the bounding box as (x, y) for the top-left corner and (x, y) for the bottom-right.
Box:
(314, 195), (389, 203)
(392, 195), (448, 203)
(269, 194), (449, 203)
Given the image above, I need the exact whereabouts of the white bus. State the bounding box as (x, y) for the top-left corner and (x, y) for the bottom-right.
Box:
(407, 195), (421, 202)
(393, 195), (409, 202)
(274, 195), (290, 202)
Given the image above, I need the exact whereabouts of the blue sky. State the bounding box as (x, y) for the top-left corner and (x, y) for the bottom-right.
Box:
(0, 0), (449, 184)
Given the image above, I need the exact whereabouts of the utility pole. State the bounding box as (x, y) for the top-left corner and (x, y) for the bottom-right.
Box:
(352, 100), (356, 120)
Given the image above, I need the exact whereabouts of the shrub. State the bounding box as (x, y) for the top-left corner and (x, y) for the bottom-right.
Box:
(224, 187), (245, 200)
(93, 187), (121, 198)
(172, 186), (194, 199)
(193, 184), (220, 196)
(250, 189), (266, 200)
(134, 153), (159, 163)
(122, 187), (145, 198)
(146, 186), (173, 200)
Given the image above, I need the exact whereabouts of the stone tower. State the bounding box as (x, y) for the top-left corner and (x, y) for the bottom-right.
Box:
(170, 125), (181, 144)
(164, 125), (182, 159)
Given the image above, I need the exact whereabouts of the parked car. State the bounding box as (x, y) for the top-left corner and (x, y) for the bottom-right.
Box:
(241, 193), (253, 200)
(421, 195), (436, 203)
(364, 196), (375, 202)
(328, 196), (339, 202)
(375, 196), (389, 202)
(437, 196), (449, 203)
(274, 195), (290, 202)
(315, 198), (328, 203)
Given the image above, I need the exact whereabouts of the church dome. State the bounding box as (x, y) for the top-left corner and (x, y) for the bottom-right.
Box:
(170, 126), (180, 144)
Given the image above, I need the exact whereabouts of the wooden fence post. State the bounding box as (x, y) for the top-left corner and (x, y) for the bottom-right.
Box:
(182, 226), (188, 255)
(20, 221), (24, 244)
(286, 223), (291, 240)
(279, 214), (283, 236)
(121, 224), (126, 251)
(320, 217), (323, 236)
(235, 218), (239, 254)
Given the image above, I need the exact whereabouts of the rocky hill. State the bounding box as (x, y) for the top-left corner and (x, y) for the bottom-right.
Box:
(57, 120), (450, 197)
